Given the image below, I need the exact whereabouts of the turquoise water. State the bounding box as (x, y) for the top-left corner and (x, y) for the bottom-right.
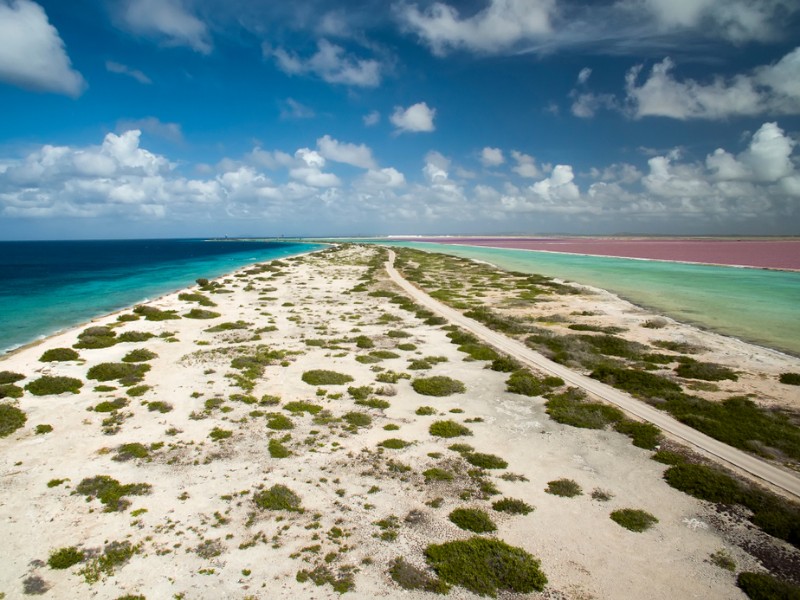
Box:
(0, 240), (324, 354)
(378, 241), (800, 356)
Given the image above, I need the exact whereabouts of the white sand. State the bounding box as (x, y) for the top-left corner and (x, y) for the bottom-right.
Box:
(0, 245), (795, 599)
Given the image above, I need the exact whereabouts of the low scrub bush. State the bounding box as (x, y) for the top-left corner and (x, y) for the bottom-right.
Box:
(464, 452), (507, 469)
(267, 413), (294, 430)
(545, 479), (582, 497)
(423, 468), (454, 482)
(178, 292), (216, 307)
(356, 398), (391, 409)
(610, 509), (658, 532)
(342, 412), (372, 428)
(614, 420), (662, 450)
(87, 363), (150, 384)
(48, 546), (85, 569)
(389, 557), (449, 594)
(302, 370), (354, 386)
(184, 308), (221, 319)
(147, 401), (172, 413)
(25, 375), (83, 396)
(134, 305), (180, 321)
(506, 369), (563, 397)
(269, 438), (291, 458)
(0, 383), (23, 399)
(121, 349), (157, 363)
(253, 484), (302, 512)
(94, 398), (128, 412)
(578, 334), (645, 359)
(76, 475), (151, 512)
(35, 423), (53, 434)
(0, 371), (25, 384)
(209, 427), (233, 441)
(590, 365), (681, 398)
(492, 497), (534, 515)
(490, 356), (521, 372)
(736, 572), (800, 599)
(283, 401), (323, 415)
(449, 508), (497, 533)
(545, 388), (624, 429)
(379, 438), (411, 449)
(430, 420), (472, 438)
(0, 404), (26, 437)
(458, 343), (499, 361)
(114, 442), (149, 461)
(40, 348), (80, 362)
(424, 537), (547, 597)
(779, 373), (800, 386)
(416, 406), (437, 416)
(117, 331), (155, 343)
(675, 361), (738, 382)
(74, 327), (117, 349)
(206, 321), (250, 332)
(412, 376), (466, 397)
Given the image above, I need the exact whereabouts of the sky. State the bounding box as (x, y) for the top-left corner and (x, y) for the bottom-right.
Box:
(0, 0), (799, 239)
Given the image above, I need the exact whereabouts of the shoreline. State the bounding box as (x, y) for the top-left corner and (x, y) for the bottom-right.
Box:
(1, 244), (798, 598)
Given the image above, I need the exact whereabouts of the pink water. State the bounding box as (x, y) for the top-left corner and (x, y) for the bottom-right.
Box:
(411, 238), (800, 271)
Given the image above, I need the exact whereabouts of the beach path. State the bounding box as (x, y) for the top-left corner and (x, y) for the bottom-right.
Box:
(384, 250), (800, 500)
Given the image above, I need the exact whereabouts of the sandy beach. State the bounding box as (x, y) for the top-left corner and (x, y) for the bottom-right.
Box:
(1, 244), (798, 599)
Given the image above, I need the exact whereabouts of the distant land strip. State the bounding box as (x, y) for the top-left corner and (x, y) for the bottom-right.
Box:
(407, 237), (800, 271)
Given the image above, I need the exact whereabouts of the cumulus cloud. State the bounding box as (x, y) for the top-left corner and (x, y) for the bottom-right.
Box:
(106, 60), (152, 85)
(280, 98), (315, 120)
(317, 135), (376, 169)
(577, 67), (592, 84)
(122, 0), (211, 54)
(510, 151), (539, 178)
(626, 48), (800, 119)
(480, 147), (504, 167)
(0, 0), (86, 97)
(289, 148), (341, 187)
(358, 167), (406, 189)
(268, 39), (382, 87)
(391, 102), (436, 133)
(116, 117), (183, 143)
(398, 0), (554, 55)
(363, 110), (381, 126)
(706, 122), (795, 183)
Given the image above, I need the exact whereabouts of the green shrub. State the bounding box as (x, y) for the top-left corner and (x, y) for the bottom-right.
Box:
(87, 363), (150, 384)
(379, 438), (411, 449)
(779, 373), (800, 386)
(267, 414), (294, 430)
(269, 438), (291, 458)
(114, 443), (149, 461)
(76, 475), (151, 512)
(492, 498), (534, 515)
(94, 398), (128, 412)
(590, 365), (681, 398)
(709, 549), (736, 572)
(134, 305), (180, 321)
(48, 546), (85, 569)
(342, 412), (372, 428)
(126, 385), (150, 397)
(408, 359), (432, 370)
(675, 361), (738, 382)
(253, 484), (302, 512)
(545, 479), (582, 497)
(121, 349), (157, 363)
(416, 406), (437, 416)
(117, 331), (156, 342)
(430, 420), (472, 438)
(0, 404), (26, 437)
(206, 321), (250, 332)
(736, 572), (800, 599)
(389, 557), (449, 594)
(356, 398), (391, 409)
(35, 423), (53, 434)
(651, 450), (688, 465)
(610, 509), (658, 532)
(40, 348), (80, 362)
(370, 350), (401, 360)
(614, 420), (662, 449)
(449, 508), (497, 533)
(209, 427), (233, 441)
(464, 452), (507, 469)
(302, 370), (354, 386)
(545, 388), (624, 429)
(0, 383), (23, 399)
(355, 335), (374, 348)
(184, 308), (221, 319)
(387, 330), (412, 339)
(506, 370), (563, 397)
(78, 540), (138, 583)
(490, 356), (521, 372)
(74, 327), (117, 349)
(0, 371), (25, 384)
(25, 375), (83, 395)
(423, 468), (454, 482)
(178, 292), (216, 306)
(348, 385), (373, 400)
(424, 537), (547, 596)
(578, 334), (644, 359)
(147, 401), (172, 413)
(458, 343), (499, 361)
(283, 401), (323, 415)
(412, 376), (466, 397)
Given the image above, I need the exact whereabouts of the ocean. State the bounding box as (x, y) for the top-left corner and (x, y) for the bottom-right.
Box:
(0, 239), (324, 354)
(376, 241), (800, 357)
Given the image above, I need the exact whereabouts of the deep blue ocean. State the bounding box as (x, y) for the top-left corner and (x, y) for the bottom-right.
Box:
(0, 239), (324, 353)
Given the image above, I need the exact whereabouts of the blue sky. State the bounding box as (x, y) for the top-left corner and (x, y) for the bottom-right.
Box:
(0, 0), (799, 239)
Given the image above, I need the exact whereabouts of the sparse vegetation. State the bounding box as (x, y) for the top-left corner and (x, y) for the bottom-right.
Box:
(39, 348), (80, 362)
(545, 479), (582, 497)
(35, 423), (53, 434)
(423, 468), (454, 482)
(47, 546), (84, 569)
(429, 420), (472, 438)
(389, 557), (449, 594)
(253, 484), (302, 512)
(545, 388), (624, 429)
(0, 404), (26, 437)
(463, 452), (508, 470)
(209, 427), (233, 441)
(302, 370), (354, 386)
(76, 475), (151, 512)
(121, 349), (157, 363)
(269, 438), (291, 458)
(412, 376), (466, 397)
(779, 373), (800, 386)
(506, 369), (563, 396)
(492, 498), (534, 515)
(134, 305), (180, 321)
(449, 508), (497, 533)
(87, 363), (149, 385)
(184, 308), (221, 319)
(379, 438), (411, 449)
(736, 572), (800, 599)
(675, 361), (738, 382)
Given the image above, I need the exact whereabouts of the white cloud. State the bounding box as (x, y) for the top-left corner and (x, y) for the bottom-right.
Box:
(280, 98), (315, 120)
(480, 147), (504, 167)
(0, 0), (86, 97)
(363, 111), (381, 126)
(531, 164), (580, 202)
(290, 148), (341, 187)
(106, 60), (152, 85)
(577, 67), (592, 84)
(122, 0), (211, 54)
(510, 151), (539, 178)
(398, 0), (554, 55)
(359, 167), (406, 188)
(706, 122), (795, 183)
(268, 39), (381, 87)
(571, 92), (617, 118)
(391, 102), (436, 133)
(317, 135), (377, 169)
(116, 117), (183, 143)
(626, 48), (800, 120)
